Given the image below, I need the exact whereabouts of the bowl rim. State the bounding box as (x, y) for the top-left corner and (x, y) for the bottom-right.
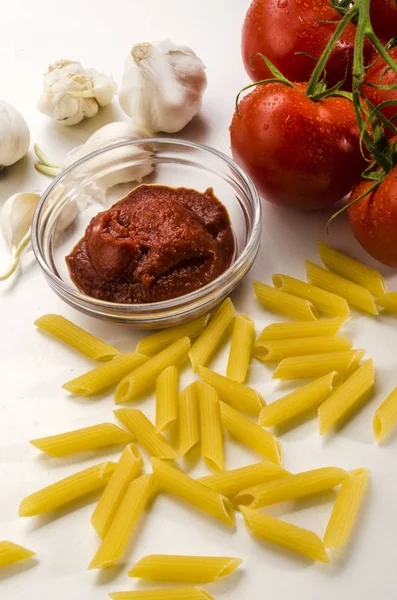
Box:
(31, 137), (261, 313)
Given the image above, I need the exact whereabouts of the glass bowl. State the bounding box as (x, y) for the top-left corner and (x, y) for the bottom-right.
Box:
(32, 138), (261, 329)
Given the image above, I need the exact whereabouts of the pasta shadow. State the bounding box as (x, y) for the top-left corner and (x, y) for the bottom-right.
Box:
(95, 564), (124, 585)
(247, 532), (319, 571)
(25, 491), (105, 531)
(0, 558), (38, 581)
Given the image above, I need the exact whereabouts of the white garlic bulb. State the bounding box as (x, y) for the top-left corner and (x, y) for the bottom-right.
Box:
(119, 40), (207, 134)
(37, 59), (117, 126)
(0, 101), (30, 169)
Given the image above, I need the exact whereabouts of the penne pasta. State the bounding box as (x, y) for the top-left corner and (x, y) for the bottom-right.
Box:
(318, 241), (387, 297)
(30, 423), (133, 457)
(156, 366), (178, 433)
(114, 337), (191, 404)
(89, 474), (155, 569)
(306, 261), (379, 315)
(19, 462), (116, 517)
(0, 541), (36, 568)
(241, 507), (329, 563)
(226, 315), (255, 383)
(234, 467), (346, 508)
(189, 298), (236, 372)
(151, 458), (235, 527)
(34, 314), (120, 361)
(272, 274), (350, 317)
(91, 444), (142, 539)
(109, 588), (215, 600)
(272, 350), (366, 380)
(198, 462), (289, 498)
(376, 292), (397, 313)
(259, 372), (342, 427)
(114, 409), (178, 460)
(318, 360), (375, 434)
(62, 353), (148, 396)
(253, 280), (318, 321)
(178, 383), (200, 456)
(129, 554), (242, 582)
(198, 366), (265, 417)
(253, 336), (352, 363)
(220, 402), (282, 465)
(256, 317), (348, 342)
(197, 382), (224, 472)
(136, 315), (210, 356)
(373, 386), (397, 443)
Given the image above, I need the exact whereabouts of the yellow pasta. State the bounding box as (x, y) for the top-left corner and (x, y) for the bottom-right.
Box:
(115, 337), (190, 404)
(259, 372), (342, 427)
(272, 274), (350, 317)
(241, 507), (329, 563)
(198, 462), (289, 498)
(136, 315), (210, 356)
(156, 366), (178, 433)
(178, 382), (200, 456)
(376, 292), (397, 313)
(197, 382), (224, 472)
(91, 444), (142, 539)
(226, 315), (255, 383)
(0, 541), (36, 568)
(89, 474), (155, 569)
(62, 353), (148, 396)
(220, 402), (282, 465)
(109, 588), (215, 600)
(151, 458), (235, 527)
(306, 261), (379, 315)
(256, 317), (348, 342)
(129, 555), (242, 582)
(373, 386), (397, 443)
(198, 366), (265, 417)
(34, 314), (120, 361)
(272, 349), (366, 380)
(323, 468), (369, 548)
(30, 423), (133, 457)
(253, 336), (352, 362)
(318, 359), (375, 434)
(318, 241), (387, 297)
(189, 298), (236, 372)
(114, 409), (178, 459)
(253, 280), (318, 321)
(19, 462), (116, 517)
(234, 467), (346, 508)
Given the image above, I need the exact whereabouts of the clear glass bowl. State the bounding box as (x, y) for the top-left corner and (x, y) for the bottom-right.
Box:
(32, 138), (261, 329)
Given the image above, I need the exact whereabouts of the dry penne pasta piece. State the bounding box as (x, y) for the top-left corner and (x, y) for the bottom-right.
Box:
(189, 298), (236, 372)
(306, 261), (379, 315)
(234, 467), (346, 508)
(136, 315), (210, 356)
(115, 337), (191, 404)
(318, 241), (387, 297)
(198, 462), (289, 498)
(226, 315), (255, 383)
(373, 386), (397, 443)
(323, 468), (369, 548)
(91, 444), (142, 539)
(109, 588), (215, 600)
(259, 372), (342, 427)
(89, 474), (155, 569)
(156, 366), (178, 433)
(257, 317), (348, 342)
(376, 292), (397, 313)
(197, 382), (224, 472)
(19, 462), (116, 517)
(178, 382), (200, 456)
(253, 281), (318, 321)
(128, 554), (242, 582)
(198, 366), (265, 417)
(30, 423), (133, 457)
(273, 350), (366, 380)
(62, 353), (148, 396)
(241, 507), (329, 563)
(220, 402), (282, 465)
(0, 541), (36, 567)
(318, 359), (375, 435)
(34, 314), (119, 361)
(151, 458), (235, 527)
(272, 274), (350, 317)
(114, 409), (178, 460)
(253, 336), (352, 362)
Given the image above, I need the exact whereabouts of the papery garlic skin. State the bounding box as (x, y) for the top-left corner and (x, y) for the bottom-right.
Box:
(119, 40), (207, 133)
(0, 101), (30, 168)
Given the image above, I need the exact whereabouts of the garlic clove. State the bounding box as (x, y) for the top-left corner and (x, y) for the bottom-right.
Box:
(0, 192), (41, 248)
(0, 101), (30, 169)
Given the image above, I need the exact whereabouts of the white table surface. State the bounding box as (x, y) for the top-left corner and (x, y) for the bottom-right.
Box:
(2, 1), (397, 599)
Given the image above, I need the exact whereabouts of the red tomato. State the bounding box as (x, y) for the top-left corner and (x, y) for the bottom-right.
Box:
(370, 0), (397, 42)
(230, 82), (364, 210)
(363, 47), (397, 136)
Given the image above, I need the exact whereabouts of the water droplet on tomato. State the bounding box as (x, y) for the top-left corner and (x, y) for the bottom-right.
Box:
(277, 0), (288, 7)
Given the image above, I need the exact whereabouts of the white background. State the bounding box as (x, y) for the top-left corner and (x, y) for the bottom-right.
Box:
(1, 1), (397, 599)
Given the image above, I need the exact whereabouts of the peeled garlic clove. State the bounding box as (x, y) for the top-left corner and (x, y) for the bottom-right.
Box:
(0, 101), (30, 169)
(0, 192), (41, 249)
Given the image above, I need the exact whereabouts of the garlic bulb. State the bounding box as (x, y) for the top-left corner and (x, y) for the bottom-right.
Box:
(119, 40), (207, 133)
(37, 59), (117, 126)
(0, 101), (30, 169)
